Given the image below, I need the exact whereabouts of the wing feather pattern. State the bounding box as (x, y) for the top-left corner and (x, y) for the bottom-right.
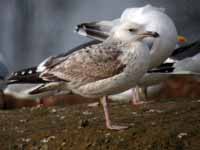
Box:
(40, 43), (126, 85)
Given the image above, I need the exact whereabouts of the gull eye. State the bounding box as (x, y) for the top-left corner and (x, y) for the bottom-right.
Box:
(128, 28), (136, 32)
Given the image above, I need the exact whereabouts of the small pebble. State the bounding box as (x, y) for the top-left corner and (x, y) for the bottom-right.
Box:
(177, 133), (188, 139)
(48, 136), (56, 140)
(41, 136), (56, 143)
(60, 116), (65, 120)
(82, 111), (92, 115)
(21, 138), (31, 143)
(148, 109), (163, 113)
(41, 139), (48, 143)
(19, 119), (27, 123)
(61, 142), (66, 146)
(51, 108), (57, 113)
(131, 112), (138, 115)
(105, 133), (111, 137)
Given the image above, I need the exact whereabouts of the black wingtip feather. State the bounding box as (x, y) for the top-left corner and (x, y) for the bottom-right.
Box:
(7, 67), (48, 84)
(171, 40), (200, 60)
(158, 62), (175, 68)
(148, 67), (175, 73)
(76, 22), (109, 41)
(76, 22), (99, 32)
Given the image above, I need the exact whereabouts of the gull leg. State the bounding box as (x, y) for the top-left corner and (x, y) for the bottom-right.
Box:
(132, 86), (147, 106)
(100, 96), (128, 130)
(140, 87), (147, 100)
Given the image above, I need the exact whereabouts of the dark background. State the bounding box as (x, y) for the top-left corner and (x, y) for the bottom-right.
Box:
(0, 0), (199, 71)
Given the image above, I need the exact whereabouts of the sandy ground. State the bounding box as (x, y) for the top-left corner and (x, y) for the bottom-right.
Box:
(0, 97), (199, 150)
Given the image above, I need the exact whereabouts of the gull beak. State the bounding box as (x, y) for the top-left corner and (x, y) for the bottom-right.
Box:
(138, 31), (160, 38)
(177, 35), (187, 44)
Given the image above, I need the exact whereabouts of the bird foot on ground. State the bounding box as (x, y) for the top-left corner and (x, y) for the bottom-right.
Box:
(106, 124), (129, 130)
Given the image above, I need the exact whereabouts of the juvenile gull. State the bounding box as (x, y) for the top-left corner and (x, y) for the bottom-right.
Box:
(7, 22), (159, 130)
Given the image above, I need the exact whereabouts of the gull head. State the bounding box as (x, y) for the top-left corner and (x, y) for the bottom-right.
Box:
(111, 21), (159, 42)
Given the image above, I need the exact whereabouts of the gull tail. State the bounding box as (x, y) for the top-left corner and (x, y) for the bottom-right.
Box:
(75, 21), (112, 41)
(6, 67), (47, 84)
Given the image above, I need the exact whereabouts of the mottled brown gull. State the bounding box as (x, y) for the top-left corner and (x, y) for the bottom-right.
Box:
(7, 21), (159, 130)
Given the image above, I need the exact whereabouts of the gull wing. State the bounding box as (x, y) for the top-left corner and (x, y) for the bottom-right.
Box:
(171, 40), (200, 60)
(40, 43), (126, 84)
(148, 59), (200, 76)
(38, 40), (101, 71)
(7, 40), (101, 84)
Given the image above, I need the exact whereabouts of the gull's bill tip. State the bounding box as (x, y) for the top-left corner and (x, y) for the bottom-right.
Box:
(138, 31), (159, 38)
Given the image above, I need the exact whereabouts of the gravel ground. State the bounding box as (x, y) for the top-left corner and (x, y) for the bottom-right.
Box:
(0, 98), (199, 150)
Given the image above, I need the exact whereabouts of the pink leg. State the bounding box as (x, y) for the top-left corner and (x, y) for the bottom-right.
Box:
(132, 86), (147, 106)
(100, 96), (128, 130)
